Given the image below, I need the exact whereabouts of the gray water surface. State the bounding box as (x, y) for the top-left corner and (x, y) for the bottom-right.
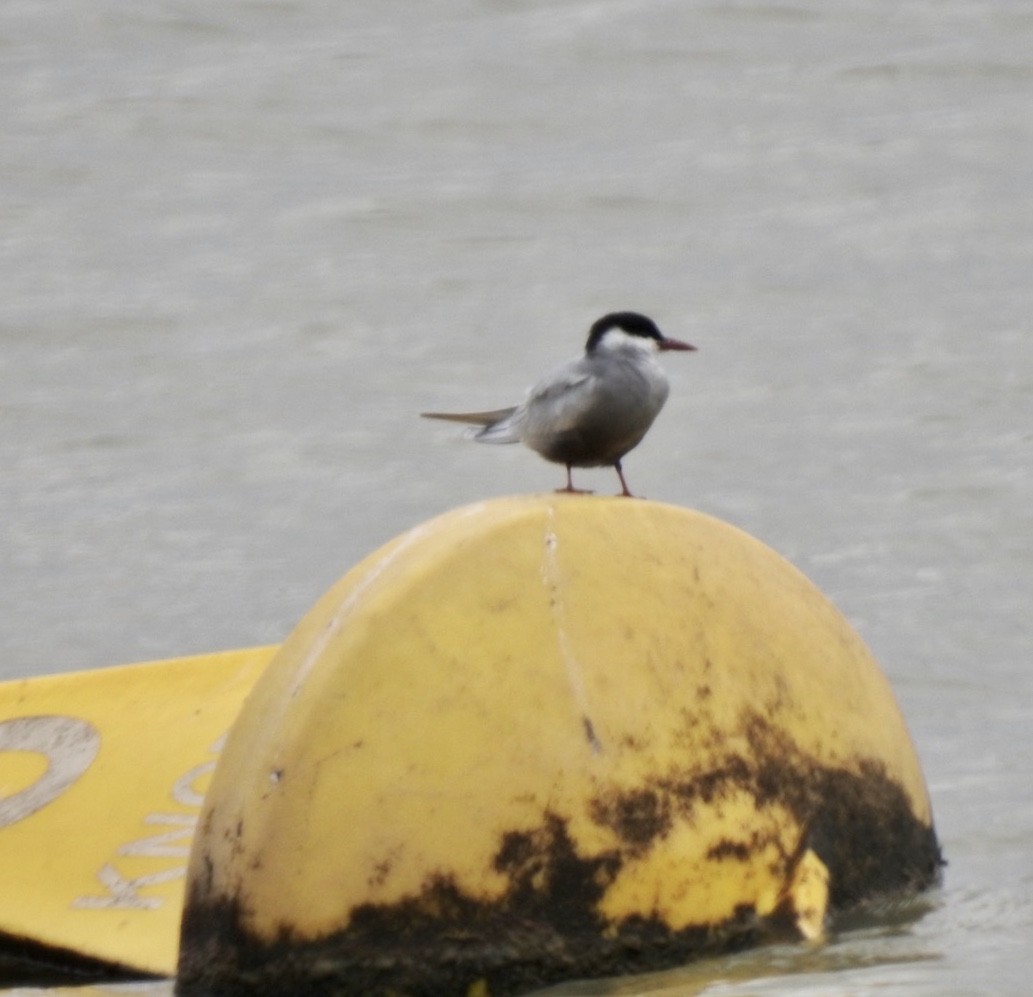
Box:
(2, 0), (1031, 993)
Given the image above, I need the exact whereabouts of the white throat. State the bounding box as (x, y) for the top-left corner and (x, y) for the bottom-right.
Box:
(595, 327), (659, 358)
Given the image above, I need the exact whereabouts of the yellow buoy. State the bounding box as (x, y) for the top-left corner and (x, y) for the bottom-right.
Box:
(176, 497), (941, 996)
(0, 645), (276, 978)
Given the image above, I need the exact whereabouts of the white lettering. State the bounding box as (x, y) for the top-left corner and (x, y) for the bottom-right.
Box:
(0, 715), (101, 828)
(118, 813), (197, 858)
(70, 729), (230, 911)
(72, 862), (186, 910)
(171, 761), (216, 808)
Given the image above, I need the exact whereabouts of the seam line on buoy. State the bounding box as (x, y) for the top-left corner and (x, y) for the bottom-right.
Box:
(541, 506), (602, 755)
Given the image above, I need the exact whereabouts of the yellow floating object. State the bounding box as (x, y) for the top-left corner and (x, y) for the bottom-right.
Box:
(177, 496), (942, 996)
(0, 646), (276, 979)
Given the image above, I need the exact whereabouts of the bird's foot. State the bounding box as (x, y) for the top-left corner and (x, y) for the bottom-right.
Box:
(555, 485), (594, 495)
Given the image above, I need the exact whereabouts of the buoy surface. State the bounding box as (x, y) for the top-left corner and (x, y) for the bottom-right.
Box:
(177, 496), (941, 996)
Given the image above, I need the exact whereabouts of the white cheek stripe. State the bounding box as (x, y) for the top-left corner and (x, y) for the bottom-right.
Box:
(598, 328), (658, 355)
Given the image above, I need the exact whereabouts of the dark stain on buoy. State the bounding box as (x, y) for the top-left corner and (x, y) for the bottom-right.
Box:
(581, 715), (602, 753)
(176, 711), (942, 997)
(589, 787), (672, 856)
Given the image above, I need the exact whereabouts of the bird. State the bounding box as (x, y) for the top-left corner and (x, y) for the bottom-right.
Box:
(421, 311), (696, 497)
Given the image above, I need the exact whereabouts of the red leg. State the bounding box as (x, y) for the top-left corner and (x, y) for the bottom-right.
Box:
(555, 465), (593, 495)
(614, 460), (636, 498)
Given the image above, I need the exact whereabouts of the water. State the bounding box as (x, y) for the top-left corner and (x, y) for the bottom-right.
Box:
(2, 0), (1031, 993)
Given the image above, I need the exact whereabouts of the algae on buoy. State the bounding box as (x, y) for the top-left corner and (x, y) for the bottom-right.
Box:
(176, 496), (942, 996)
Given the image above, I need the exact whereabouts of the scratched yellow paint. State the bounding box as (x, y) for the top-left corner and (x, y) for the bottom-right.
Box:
(181, 496), (936, 995)
(0, 646), (276, 977)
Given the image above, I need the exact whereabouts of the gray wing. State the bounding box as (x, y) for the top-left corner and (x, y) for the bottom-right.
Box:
(521, 361), (597, 438)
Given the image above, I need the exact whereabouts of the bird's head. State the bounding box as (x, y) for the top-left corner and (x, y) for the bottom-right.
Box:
(585, 312), (696, 356)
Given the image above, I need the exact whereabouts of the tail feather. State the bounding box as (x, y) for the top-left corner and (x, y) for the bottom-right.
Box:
(472, 419), (520, 444)
(421, 407), (517, 427)
(422, 406), (521, 445)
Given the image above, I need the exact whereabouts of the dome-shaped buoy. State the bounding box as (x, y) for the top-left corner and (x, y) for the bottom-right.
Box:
(176, 497), (941, 996)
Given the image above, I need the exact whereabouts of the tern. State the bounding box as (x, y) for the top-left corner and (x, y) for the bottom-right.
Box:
(421, 311), (695, 497)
